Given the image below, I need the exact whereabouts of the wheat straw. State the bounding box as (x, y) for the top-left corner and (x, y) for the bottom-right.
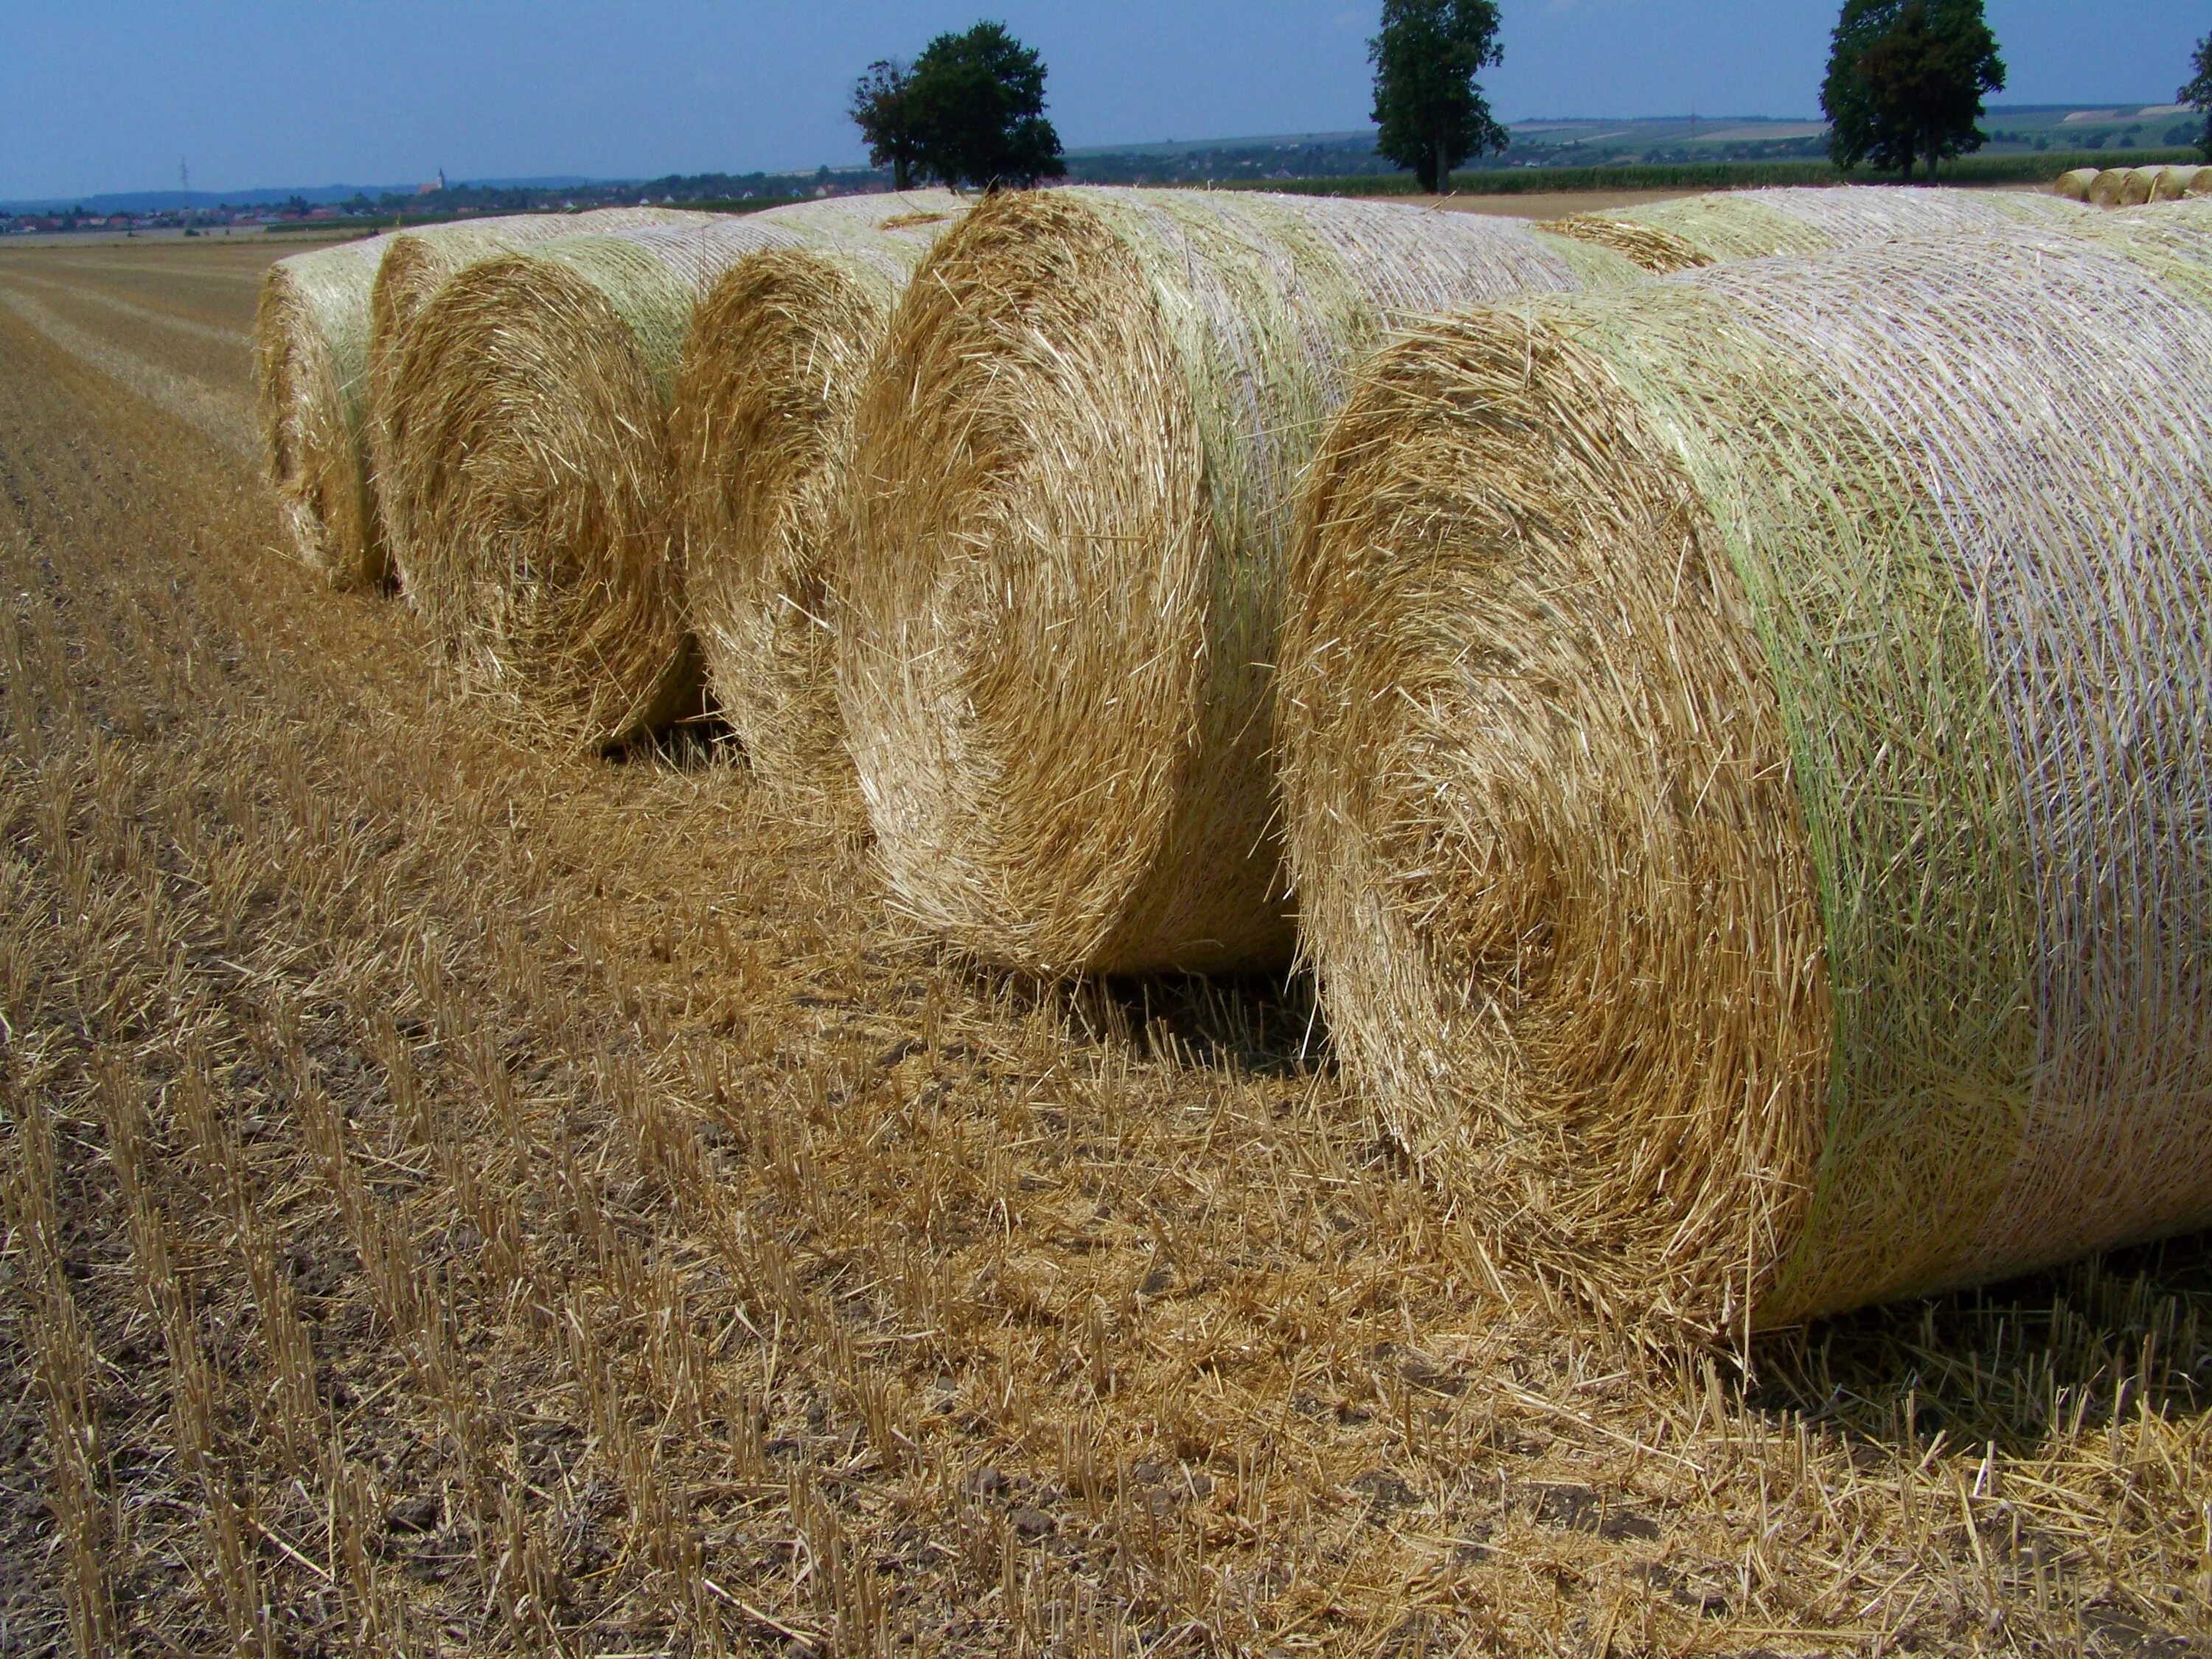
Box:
(253, 234), (397, 586)
(364, 207), (714, 567)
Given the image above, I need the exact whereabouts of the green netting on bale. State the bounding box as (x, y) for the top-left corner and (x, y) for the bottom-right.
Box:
(1553, 184), (2093, 274)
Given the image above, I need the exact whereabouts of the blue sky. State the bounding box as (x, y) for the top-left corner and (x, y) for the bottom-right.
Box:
(1, 1), (2197, 198)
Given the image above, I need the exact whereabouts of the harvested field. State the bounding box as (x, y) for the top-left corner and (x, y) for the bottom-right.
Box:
(7, 234), (2212, 1659)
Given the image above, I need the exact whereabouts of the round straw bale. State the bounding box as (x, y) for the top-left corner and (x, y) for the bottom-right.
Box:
(2152, 164), (2202, 201)
(2118, 166), (2164, 206)
(838, 187), (1642, 975)
(669, 204), (964, 799)
(2087, 167), (2135, 206)
(1551, 184), (2090, 271)
(2054, 167), (2099, 201)
(364, 207), (715, 566)
(2193, 167), (2212, 198)
(385, 198), (961, 751)
(1279, 226), (2212, 1335)
(253, 233), (397, 586)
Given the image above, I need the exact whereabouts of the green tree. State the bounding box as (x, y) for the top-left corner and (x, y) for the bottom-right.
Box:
(905, 22), (1065, 190)
(2181, 27), (2212, 161)
(1368, 0), (1508, 194)
(849, 59), (922, 191)
(1821, 0), (2006, 181)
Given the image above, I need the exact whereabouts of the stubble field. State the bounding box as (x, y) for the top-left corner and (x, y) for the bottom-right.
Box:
(1, 234), (2209, 1657)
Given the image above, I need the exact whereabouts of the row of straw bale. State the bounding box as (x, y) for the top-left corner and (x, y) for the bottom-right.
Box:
(378, 193), (966, 749)
(253, 184), (2212, 1336)
(2056, 163), (2212, 206)
(825, 186), (2211, 1332)
(831, 184), (2098, 976)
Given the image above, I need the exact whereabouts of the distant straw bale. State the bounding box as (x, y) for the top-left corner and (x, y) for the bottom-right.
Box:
(2055, 167), (2099, 201)
(669, 209), (963, 801)
(253, 234), (397, 586)
(1279, 224), (2212, 1337)
(2089, 168), (2135, 206)
(839, 187), (1643, 975)
(2118, 165), (2165, 206)
(384, 195), (963, 751)
(364, 207), (714, 566)
(1552, 184), (2091, 271)
(2152, 164), (2205, 201)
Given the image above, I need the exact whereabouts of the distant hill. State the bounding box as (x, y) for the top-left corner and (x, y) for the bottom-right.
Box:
(0, 178), (597, 215)
(7, 102), (2195, 213)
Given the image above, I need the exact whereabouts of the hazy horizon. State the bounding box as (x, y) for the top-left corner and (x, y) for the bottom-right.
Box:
(1, 1), (2194, 201)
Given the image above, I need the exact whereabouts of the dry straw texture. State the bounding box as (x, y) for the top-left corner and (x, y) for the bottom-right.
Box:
(384, 195), (959, 752)
(1279, 224), (2212, 1338)
(364, 207), (713, 566)
(252, 234), (396, 585)
(667, 203), (965, 799)
(1551, 183), (2092, 271)
(840, 187), (1641, 975)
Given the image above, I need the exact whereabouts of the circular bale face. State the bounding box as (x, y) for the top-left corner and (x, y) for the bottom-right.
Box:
(385, 251), (693, 752)
(252, 243), (386, 587)
(365, 209), (719, 571)
(1281, 229), (2212, 1336)
(1279, 309), (1831, 1337)
(839, 192), (1232, 973)
(673, 245), (922, 805)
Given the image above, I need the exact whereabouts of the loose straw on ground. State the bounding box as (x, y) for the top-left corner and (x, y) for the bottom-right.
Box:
(1550, 183), (2092, 272)
(383, 194), (964, 751)
(364, 207), (714, 566)
(254, 233), (399, 586)
(838, 187), (1641, 975)
(1277, 224), (2212, 1338)
(668, 209), (964, 801)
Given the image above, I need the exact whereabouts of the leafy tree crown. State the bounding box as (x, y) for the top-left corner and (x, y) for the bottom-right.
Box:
(849, 59), (921, 191)
(905, 21), (1066, 191)
(1822, 0), (2006, 181)
(2181, 27), (2212, 162)
(1368, 0), (1508, 194)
